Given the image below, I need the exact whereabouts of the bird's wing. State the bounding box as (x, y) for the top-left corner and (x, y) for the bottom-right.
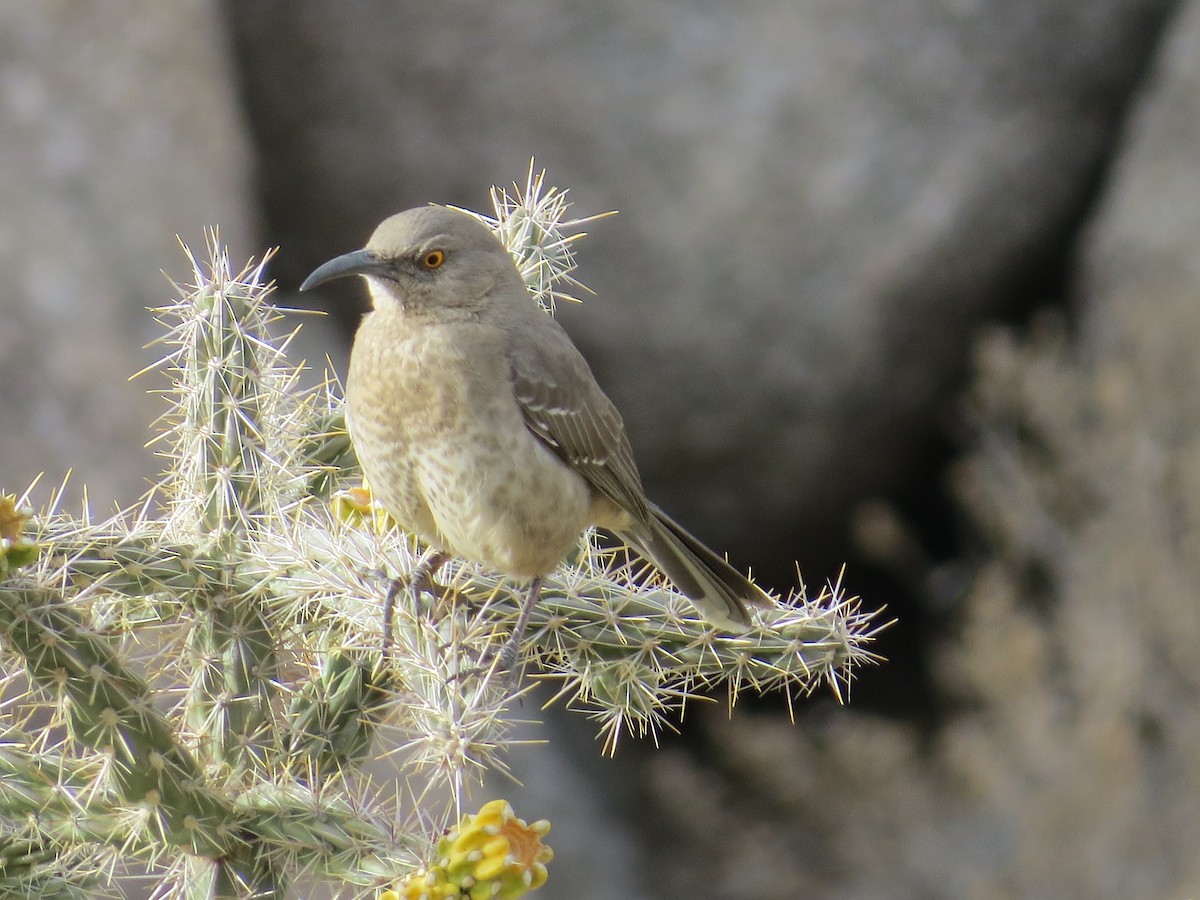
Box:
(507, 323), (653, 528)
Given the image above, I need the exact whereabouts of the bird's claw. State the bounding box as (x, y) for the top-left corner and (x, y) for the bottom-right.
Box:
(381, 551), (450, 660)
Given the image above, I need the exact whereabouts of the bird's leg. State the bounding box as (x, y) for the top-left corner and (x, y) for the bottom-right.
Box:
(445, 577), (542, 689)
(382, 550), (449, 660)
(491, 576), (543, 685)
(408, 550), (452, 614)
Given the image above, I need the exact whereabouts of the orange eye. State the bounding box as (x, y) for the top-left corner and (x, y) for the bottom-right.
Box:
(421, 249), (446, 270)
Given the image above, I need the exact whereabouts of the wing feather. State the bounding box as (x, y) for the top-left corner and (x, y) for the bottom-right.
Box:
(507, 329), (652, 528)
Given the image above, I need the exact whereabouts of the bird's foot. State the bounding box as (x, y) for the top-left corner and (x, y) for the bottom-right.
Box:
(382, 551), (450, 661)
(454, 628), (524, 693)
(408, 553), (454, 615)
(448, 643), (524, 696)
(446, 577), (543, 695)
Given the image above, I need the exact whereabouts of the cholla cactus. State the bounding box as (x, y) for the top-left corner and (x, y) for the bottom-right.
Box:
(454, 163), (610, 314)
(0, 169), (884, 897)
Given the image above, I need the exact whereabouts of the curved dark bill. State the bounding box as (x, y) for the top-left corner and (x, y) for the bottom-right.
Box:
(299, 248), (390, 291)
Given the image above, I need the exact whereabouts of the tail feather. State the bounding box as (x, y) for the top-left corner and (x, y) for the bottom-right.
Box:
(619, 502), (772, 629)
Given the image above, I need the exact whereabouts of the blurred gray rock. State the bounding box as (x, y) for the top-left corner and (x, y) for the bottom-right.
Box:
(646, 1), (1200, 895)
(1079, 0), (1200, 362)
(0, 1), (257, 508)
(224, 0), (1174, 575)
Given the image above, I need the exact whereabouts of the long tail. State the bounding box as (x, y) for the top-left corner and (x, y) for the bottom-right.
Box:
(620, 502), (773, 629)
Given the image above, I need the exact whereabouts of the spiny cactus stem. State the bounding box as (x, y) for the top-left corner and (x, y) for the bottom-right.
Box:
(183, 587), (279, 774)
(285, 650), (391, 778)
(43, 530), (225, 605)
(168, 246), (280, 546)
(297, 411), (359, 499)
(235, 789), (418, 884)
(0, 583), (236, 859)
(395, 579), (859, 676)
(189, 294), (268, 542)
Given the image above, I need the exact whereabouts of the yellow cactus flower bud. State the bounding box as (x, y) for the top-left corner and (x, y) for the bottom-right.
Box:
(385, 865), (463, 899)
(0, 495), (37, 576)
(438, 800), (552, 899)
(330, 483), (395, 531)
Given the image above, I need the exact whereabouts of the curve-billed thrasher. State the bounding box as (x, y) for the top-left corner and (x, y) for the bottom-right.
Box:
(301, 205), (770, 666)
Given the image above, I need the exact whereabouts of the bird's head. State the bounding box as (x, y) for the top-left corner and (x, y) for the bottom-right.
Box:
(300, 205), (523, 314)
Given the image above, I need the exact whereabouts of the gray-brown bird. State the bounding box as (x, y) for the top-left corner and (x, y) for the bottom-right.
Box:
(301, 205), (770, 668)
